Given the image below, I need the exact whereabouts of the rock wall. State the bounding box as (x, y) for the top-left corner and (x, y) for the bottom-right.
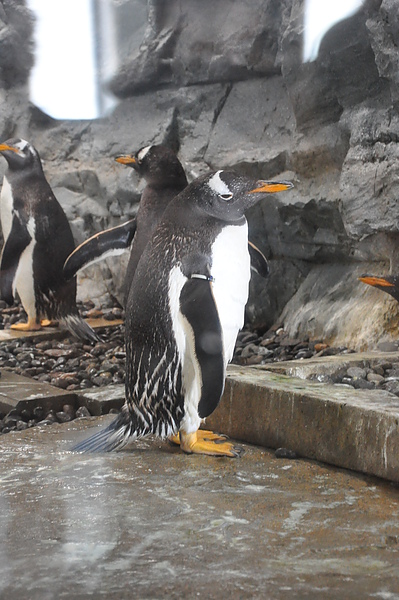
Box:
(1, 0), (399, 349)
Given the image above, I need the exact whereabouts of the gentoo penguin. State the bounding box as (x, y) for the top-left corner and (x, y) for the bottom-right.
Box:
(359, 274), (399, 302)
(65, 145), (188, 304)
(116, 144), (189, 301)
(64, 144), (270, 293)
(72, 170), (293, 456)
(0, 138), (100, 342)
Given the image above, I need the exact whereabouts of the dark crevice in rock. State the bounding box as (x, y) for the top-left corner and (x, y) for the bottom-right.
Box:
(212, 82), (232, 128)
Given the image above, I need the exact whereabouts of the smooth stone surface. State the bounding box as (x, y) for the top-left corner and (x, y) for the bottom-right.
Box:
(0, 419), (399, 599)
(78, 383), (125, 415)
(0, 371), (77, 415)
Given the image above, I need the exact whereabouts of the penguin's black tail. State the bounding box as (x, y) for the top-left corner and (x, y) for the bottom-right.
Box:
(61, 313), (102, 343)
(71, 410), (135, 453)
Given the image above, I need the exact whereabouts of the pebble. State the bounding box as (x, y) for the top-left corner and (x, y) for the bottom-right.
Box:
(367, 372), (384, 384)
(75, 406), (91, 418)
(383, 381), (399, 396)
(240, 344), (259, 358)
(352, 378), (375, 390)
(275, 447), (298, 459)
(56, 411), (73, 423)
(347, 367), (367, 380)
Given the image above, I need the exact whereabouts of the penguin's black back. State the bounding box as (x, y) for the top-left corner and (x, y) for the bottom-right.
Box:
(123, 145), (188, 302)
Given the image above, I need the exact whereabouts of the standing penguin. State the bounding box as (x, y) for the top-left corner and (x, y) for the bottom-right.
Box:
(73, 170), (292, 456)
(0, 138), (99, 342)
(64, 144), (270, 296)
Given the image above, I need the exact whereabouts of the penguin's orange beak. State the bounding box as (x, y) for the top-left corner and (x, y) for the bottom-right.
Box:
(358, 275), (394, 288)
(115, 155), (136, 165)
(0, 143), (19, 153)
(248, 180), (294, 194)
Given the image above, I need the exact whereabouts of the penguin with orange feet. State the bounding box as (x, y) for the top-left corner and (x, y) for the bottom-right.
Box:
(0, 138), (100, 342)
(72, 170), (293, 456)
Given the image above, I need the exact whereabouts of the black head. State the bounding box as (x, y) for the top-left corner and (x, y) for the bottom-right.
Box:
(115, 144), (188, 188)
(359, 274), (399, 302)
(184, 170), (293, 223)
(0, 138), (42, 172)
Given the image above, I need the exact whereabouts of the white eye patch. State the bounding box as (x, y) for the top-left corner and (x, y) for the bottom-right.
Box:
(207, 170), (232, 196)
(15, 139), (30, 153)
(137, 145), (152, 162)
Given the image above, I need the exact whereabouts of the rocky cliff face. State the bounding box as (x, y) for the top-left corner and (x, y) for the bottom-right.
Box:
(1, 0), (399, 349)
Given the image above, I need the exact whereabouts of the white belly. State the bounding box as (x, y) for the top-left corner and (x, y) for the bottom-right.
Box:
(0, 184), (37, 318)
(169, 222), (250, 434)
(14, 239), (37, 319)
(1, 176), (14, 242)
(210, 222), (250, 364)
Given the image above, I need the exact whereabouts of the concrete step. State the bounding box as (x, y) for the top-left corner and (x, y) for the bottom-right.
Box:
(0, 370), (78, 415)
(0, 372), (126, 417)
(207, 362), (399, 483)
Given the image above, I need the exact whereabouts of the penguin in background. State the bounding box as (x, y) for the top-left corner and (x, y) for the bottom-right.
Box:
(64, 144), (270, 302)
(0, 138), (100, 343)
(65, 144), (188, 305)
(359, 274), (399, 302)
(72, 170), (293, 456)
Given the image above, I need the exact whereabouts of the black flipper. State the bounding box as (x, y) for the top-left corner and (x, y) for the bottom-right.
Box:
(0, 213), (31, 305)
(63, 219), (137, 280)
(180, 256), (225, 419)
(248, 241), (269, 279)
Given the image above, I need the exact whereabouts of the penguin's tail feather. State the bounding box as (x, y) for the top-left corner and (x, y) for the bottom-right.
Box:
(61, 313), (102, 344)
(71, 411), (135, 453)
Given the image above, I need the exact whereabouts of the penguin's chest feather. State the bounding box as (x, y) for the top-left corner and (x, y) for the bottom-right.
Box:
(209, 222), (250, 363)
(169, 222), (250, 365)
(168, 222), (250, 432)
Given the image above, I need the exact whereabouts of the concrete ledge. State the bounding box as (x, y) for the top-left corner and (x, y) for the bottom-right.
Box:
(78, 384), (125, 415)
(207, 365), (399, 482)
(0, 371), (78, 414)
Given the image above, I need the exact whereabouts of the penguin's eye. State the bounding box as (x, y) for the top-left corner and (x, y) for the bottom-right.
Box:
(219, 193), (233, 201)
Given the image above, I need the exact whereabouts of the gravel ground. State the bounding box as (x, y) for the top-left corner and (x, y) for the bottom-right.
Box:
(0, 301), (125, 434)
(1, 302), (399, 435)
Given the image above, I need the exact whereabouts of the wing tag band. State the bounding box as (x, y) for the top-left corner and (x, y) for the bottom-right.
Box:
(191, 273), (215, 282)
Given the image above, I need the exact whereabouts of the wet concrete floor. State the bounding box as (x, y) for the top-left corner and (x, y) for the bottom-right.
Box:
(1, 417), (399, 599)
